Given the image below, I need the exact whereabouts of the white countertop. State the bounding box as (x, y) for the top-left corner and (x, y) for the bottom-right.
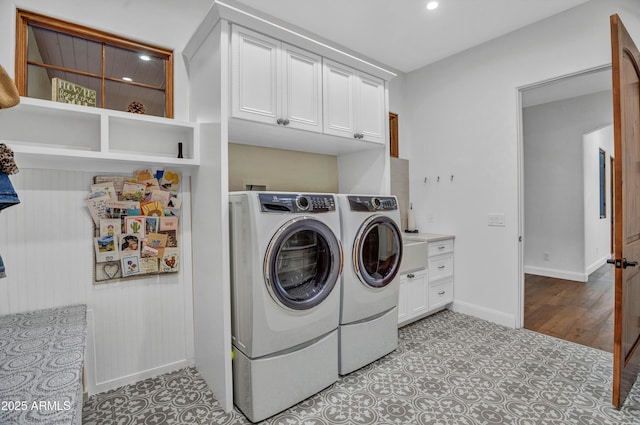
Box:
(402, 232), (454, 243)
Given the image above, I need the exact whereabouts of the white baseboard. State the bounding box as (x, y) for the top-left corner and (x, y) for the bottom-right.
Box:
(451, 300), (516, 328)
(586, 255), (610, 276)
(90, 359), (195, 395)
(524, 265), (587, 282)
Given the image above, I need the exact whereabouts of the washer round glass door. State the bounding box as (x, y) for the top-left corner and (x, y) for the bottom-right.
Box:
(353, 215), (402, 288)
(264, 217), (343, 310)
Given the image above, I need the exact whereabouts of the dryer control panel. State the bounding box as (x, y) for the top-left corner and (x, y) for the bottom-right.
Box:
(259, 193), (336, 213)
(348, 195), (398, 212)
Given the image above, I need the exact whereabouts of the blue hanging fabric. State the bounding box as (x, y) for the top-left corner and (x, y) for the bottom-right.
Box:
(0, 172), (19, 211)
(0, 143), (19, 211)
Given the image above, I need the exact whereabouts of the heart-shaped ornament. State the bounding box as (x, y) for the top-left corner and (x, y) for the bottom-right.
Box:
(103, 262), (120, 279)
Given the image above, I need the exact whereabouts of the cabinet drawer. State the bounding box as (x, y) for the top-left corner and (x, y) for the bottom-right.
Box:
(428, 239), (453, 257)
(427, 254), (453, 280)
(429, 278), (453, 310)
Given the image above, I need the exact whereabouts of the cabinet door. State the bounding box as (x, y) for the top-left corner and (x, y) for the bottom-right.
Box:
(231, 26), (279, 124)
(322, 59), (356, 138)
(281, 43), (322, 132)
(356, 72), (385, 144)
(408, 269), (428, 315)
(398, 269), (428, 326)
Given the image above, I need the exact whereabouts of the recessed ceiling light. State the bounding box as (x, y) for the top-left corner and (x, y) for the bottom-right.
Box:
(426, 1), (438, 10)
(122, 77), (133, 82)
(139, 55), (151, 61)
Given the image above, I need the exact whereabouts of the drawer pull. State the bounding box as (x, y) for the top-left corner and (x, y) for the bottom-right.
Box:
(407, 273), (415, 279)
(438, 291), (446, 295)
(438, 246), (445, 250)
(437, 265), (445, 270)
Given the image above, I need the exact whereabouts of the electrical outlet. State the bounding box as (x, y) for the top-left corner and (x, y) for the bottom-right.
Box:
(488, 213), (505, 226)
(543, 252), (550, 261)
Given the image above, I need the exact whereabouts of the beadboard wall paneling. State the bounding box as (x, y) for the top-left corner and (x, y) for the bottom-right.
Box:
(0, 169), (195, 395)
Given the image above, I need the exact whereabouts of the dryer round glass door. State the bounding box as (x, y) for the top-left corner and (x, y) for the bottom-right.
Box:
(264, 217), (343, 310)
(353, 215), (403, 288)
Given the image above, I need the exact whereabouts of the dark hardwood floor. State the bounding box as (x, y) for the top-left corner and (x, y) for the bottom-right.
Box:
(524, 264), (614, 353)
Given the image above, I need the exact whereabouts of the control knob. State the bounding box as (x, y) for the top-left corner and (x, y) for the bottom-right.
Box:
(296, 195), (310, 211)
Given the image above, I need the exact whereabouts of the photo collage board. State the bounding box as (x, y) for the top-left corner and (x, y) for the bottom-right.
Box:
(88, 169), (181, 283)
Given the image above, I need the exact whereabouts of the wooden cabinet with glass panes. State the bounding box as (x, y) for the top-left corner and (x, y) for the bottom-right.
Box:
(1, 9), (197, 173)
(16, 9), (173, 118)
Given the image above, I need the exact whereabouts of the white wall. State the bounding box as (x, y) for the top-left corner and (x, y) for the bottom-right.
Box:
(584, 125), (614, 274)
(0, 0), (200, 395)
(228, 144), (339, 193)
(0, 170), (194, 395)
(523, 91), (612, 281)
(403, 0), (640, 326)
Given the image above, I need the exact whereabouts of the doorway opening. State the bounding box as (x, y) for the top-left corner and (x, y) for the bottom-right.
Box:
(517, 66), (614, 351)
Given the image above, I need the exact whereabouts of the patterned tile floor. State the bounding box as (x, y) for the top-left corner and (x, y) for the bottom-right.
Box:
(83, 310), (640, 424)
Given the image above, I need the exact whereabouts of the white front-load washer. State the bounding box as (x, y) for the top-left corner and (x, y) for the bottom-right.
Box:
(337, 194), (403, 375)
(229, 191), (343, 422)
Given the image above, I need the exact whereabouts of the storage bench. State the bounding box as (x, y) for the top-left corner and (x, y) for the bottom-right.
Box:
(0, 304), (86, 424)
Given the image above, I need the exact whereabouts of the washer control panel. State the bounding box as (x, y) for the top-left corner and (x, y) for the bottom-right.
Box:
(259, 193), (336, 213)
(348, 195), (398, 212)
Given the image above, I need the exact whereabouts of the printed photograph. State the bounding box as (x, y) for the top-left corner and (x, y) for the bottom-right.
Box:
(121, 255), (141, 277)
(120, 233), (141, 255)
(94, 235), (120, 263)
(100, 219), (122, 237)
(124, 216), (145, 235)
(145, 217), (159, 235)
(159, 229), (177, 247)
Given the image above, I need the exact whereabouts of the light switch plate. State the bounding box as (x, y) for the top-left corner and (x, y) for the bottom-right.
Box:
(488, 213), (505, 226)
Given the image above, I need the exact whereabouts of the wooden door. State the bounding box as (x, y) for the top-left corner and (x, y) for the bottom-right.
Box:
(611, 13), (640, 408)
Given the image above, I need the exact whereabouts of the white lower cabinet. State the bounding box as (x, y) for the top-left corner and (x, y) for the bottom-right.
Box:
(429, 277), (453, 311)
(398, 269), (428, 326)
(398, 236), (454, 327)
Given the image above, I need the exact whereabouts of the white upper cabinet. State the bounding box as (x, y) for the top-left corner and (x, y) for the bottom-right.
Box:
(357, 73), (386, 143)
(231, 25), (322, 132)
(281, 44), (323, 131)
(323, 59), (385, 144)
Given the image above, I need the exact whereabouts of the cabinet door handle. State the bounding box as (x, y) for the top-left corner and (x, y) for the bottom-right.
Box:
(277, 118), (284, 125)
(283, 119), (290, 126)
(437, 265), (445, 270)
(438, 291), (446, 295)
(407, 273), (415, 279)
(353, 133), (359, 139)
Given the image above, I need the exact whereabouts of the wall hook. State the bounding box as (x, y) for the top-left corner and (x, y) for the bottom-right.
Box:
(450, 174), (454, 181)
(424, 177), (427, 183)
(437, 176), (440, 182)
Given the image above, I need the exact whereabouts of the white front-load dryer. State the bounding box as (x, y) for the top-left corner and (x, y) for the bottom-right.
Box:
(337, 194), (403, 375)
(229, 191), (343, 422)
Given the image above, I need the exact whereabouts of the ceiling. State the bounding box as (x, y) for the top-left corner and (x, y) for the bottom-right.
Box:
(230, 0), (592, 73)
(522, 68), (612, 108)
(27, 0), (600, 114)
